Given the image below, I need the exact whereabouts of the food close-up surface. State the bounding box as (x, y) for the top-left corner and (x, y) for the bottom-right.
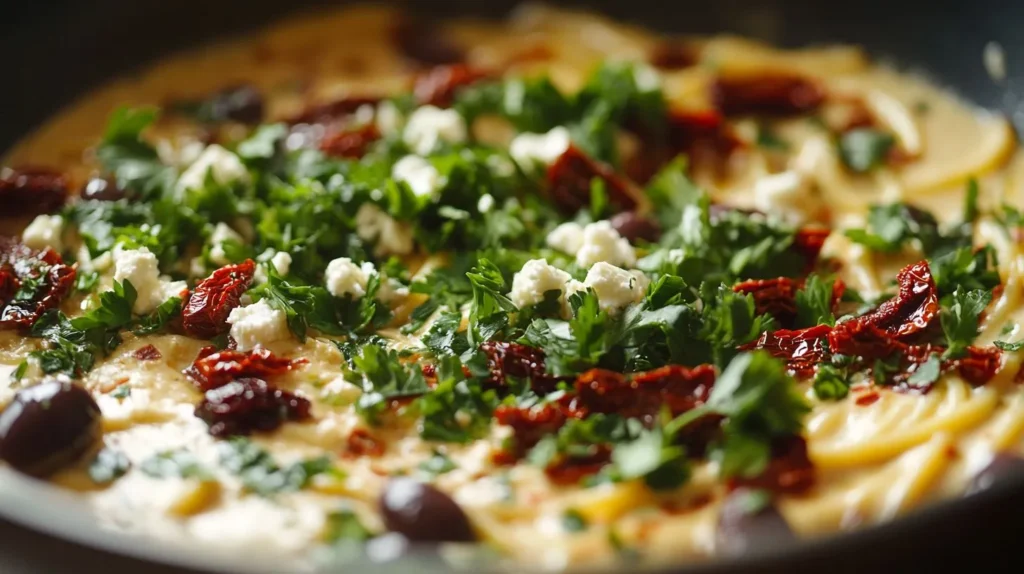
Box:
(1, 2), (1024, 572)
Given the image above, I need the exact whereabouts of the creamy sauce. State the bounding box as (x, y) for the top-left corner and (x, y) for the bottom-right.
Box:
(3, 4), (1024, 570)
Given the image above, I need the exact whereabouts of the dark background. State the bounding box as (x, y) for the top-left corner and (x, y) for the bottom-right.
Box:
(3, 0), (1024, 572)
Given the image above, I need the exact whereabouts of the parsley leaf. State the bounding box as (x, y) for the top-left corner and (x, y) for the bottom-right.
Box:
(610, 425), (689, 490)
(812, 364), (851, 400)
(345, 343), (429, 421)
(218, 438), (335, 496)
(95, 107), (176, 198)
(561, 509), (589, 532)
(940, 287), (992, 359)
(141, 450), (214, 480)
(995, 340), (1024, 352)
(88, 448), (131, 484)
(418, 449), (458, 477)
(838, 128), (895, 173)
(132, 296), (182, 336)
(418, 355), (498, 443)
(906, 354), (942, 389)
(323, 508), (374, 544)
(466, 259), (516, 346)
(794, 274), (836, 328)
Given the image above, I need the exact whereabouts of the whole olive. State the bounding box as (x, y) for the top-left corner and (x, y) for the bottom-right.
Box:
(379, 478), (475, 543)
(967, 453), (1024, 496)
(608, 211), (661, 244)
(716, 488), (795, 556)
(80, 177), (127, 202)
(0, 378), (102, 477)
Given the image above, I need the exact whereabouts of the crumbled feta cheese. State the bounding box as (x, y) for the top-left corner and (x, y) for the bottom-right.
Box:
(157, 137), (206, 168)
(576, 221), (636, 268)
(509, 259), (573, 310)
(176, 144), (250, 193)
(402, 105), (467, 155)
(353, 104), (376, 126)
(375, 101), (404, 137)
(378, 278), (410, 304)
(545, 221), (584, 255)
(753, 171), (818, 225)
(253, 249), (293, 284)
(509, 126), (571, 169)
(325, 258), (377, 300)
(208, 222), (244, 266)
(632, 64), (662, 92)
(113, 247), (168, 315)
(22, 214), (64, 252)
(392, 155), (443, 200)
(227, 300), (291, 351)
(477, 194), (495, 214)
(582, 262), (649, 314)
(355, 203), (415, 256)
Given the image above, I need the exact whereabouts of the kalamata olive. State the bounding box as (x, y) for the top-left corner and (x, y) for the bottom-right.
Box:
(379, 477), (475, 543)
(608, 211), (661, 243)
(716, 488), (796, 556)
(966, 453), (1024, 496)
(80, 177), (127, 202)
(0, 378), (102, 477)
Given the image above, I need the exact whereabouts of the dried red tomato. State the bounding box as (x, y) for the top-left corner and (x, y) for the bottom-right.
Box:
(0, 239), (76, 330)
(493, 402), (570, 463)
(287, 96), (382, 126)
(728, 435), (815, 494)
(319, 124), (381, 159)
(733, 278), (799, 326)
(195, 377), (312, 437)
(0, 167), (68, 215)
(545, 446), (612, 486)
(479, 341), (569, 394)
(346, 428), (386, 458)
(857, 261), (939, 339)
(413, 64), (491, 108)
(792, 227), (831, 271)
(573, 365), (716, 424)
(649, 42), (699, 70)
(711, 74), (826, 117)
(742, 325), (832, 377)
(181, 260), (255, 339)
(133, 345), (162, 361)
(947, 347), (1002, 387)
(184, 345), (307, 391)
(668, 109), (745, 166)
(546, 145), (640, 215)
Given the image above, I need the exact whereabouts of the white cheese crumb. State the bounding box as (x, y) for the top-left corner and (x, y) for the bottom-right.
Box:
(576, 221), (636, 268)
(509, 126), (571, 170)
(752, 171), (817, 225)
(227, 300), (291, 351)
(355, 203), (415, 256)
(477, 194), (496, 214)
(253, 249), (293, 284)
(632, 64), (662, 92)
(509, 259), (573, 310)
(545, 221), (585, 255)
(402, 105), (467, 155)
(208, 222), (245, 266)
(378, 278), (410, 304)
(325, 258), (377, 300)
(176, 144), (250, 193)
(113, 246), (170, 315)
(582, 262), (649, 315)
(22, 214), (64, 252)
(392, 155), (443, 200)
(375, 101), (404, 137)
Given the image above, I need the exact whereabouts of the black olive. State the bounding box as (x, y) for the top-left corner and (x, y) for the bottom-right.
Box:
(0, 378), (102, 477)
(379, 478), (475, 543)
(204, 85), (264, 125)
(716, 488), (795, 556)
(966, 453), (1024, 496)
(608, 211), (661, 244)
(81, 177), (127, 202)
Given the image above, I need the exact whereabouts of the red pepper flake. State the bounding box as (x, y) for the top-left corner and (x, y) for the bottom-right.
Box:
(546, 145), (640, 215)
(133, 344), (162, 361)
(319, 124), (381, 159)
(195, 377), (312, 438)
(413, 64), (491, 108)
(855, 391), (880, 406)
(728, 435), (815, 494)
(711, 73), (826, 117)
(181, 259), (255, 339)
(0, 239), (76, 330)
(0, 166), (68, 215)
(184, 345), (306, 391)
(345, 428), (386, 458)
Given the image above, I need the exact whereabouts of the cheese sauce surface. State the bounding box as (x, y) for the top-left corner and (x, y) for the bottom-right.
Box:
(2, 4), (1024, 571)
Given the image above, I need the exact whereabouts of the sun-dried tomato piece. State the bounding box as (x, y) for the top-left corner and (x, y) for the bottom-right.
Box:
(546, 145), (640, 215)
(574, 365), (716, 424)
(195, 377), (312, 437)
(133, 345), (162, 361)
(413, 64), (491, 108)
(734, 278), (799, 326)
(346, 428), (385, 458)
(668, 109), (745, 160)
(742, 325), (832, 377)
(858, 261), (939, 339)
(184, 345), (306, 391)
(545, 446), (612, 486)
(479, 341), (569, 394)
(0, 167), (68, 215)
(711, 74), (826, 117)
(0, 239), (76, 330)
(948, 346), (1002, 387)
(649, 42), (699, 70)
(319, 124), (381, 159)
(392, 16), (465, 68)
(493, 402), (570, 464)
(287, 96), (382, 126)
(728, 435), (815, 494)
(182, 260), (255, 339)
(792, 227), (830, 270)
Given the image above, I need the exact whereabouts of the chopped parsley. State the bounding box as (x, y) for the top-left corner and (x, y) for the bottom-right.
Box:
(838, 128), (895, 173)
(218, 438), (336, 496)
